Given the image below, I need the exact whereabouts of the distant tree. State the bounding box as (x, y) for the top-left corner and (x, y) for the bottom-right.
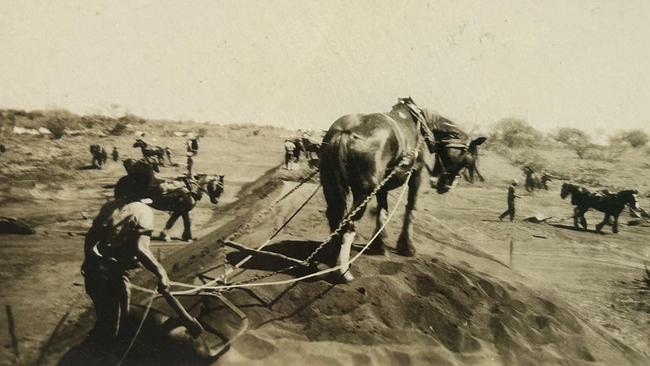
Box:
(46, 118), (66, 139)
(490, 118), (543, 148)
(610, 129), (649, 148)
(554, 127), (592, 159)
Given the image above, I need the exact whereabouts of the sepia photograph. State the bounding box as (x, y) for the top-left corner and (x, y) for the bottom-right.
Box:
(1, 1), (649, 365)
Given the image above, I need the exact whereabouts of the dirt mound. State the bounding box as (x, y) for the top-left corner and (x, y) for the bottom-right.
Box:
(52, 253), (641, 366)
(206, 253), (639, 366)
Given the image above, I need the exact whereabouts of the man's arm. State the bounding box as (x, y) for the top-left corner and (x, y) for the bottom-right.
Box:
(135, 233), (203, 336)
(135, 234), (170, 291)
(84, 223), (101, 257)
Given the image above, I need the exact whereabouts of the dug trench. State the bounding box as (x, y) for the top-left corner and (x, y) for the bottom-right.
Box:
(42, 162), (647, 366)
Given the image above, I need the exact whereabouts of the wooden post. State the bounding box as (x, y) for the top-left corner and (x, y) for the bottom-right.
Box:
(509, 238), (514, 269)
(6, 305), (19, 358)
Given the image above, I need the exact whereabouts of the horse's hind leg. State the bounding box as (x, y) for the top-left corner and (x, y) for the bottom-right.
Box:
(336, 193), (369, 283)
(397, 169), (421, 257)
(595, 214), (609, 233)
(160, 211), (181, 241)
(322, 178), (346, 267)
(181, 211), (193, 242)
(368, 190), (389, 256)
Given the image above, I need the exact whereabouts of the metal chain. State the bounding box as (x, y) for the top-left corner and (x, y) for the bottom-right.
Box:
(228, 138), (424, 287)
(228, 167), (320, 241)
(273, 168), (320, 205)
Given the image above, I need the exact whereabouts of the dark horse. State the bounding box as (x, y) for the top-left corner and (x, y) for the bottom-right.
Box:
(424, 109), (486, 185)
(133, 139), (173, 166)
(320, 98), (486, 282)
(89, 144), (108, 169)
(560, 183), (639, 233)
(301, 138), (321, 160)
(116, 160), (224, 241)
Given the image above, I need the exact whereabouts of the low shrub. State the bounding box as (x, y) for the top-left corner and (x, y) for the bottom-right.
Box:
(110, 122), (128, 136)
(610, 129), (649, 148)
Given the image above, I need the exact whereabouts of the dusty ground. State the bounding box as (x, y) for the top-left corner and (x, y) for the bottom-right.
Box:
(1, 123), (649, 365)
(0, 123), (289, 365)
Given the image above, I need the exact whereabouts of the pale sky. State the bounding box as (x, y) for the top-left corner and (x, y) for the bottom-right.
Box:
(2, 1), (650, 134)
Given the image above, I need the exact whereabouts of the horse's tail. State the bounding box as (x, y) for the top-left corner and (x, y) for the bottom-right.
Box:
(320, 129), (352, 205)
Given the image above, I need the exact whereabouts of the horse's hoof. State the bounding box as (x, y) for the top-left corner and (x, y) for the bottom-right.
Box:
(398, 247), (416, 257)
(365, 244), (387, 256)
(332, 271), (355, 284)
(396, 236), (416, 257)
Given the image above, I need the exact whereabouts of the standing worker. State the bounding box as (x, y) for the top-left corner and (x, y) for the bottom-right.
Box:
(499, 179), (522, 222)
(82, 183), (202, 348)
(284, 139), (296, 170)
(186, 134), (199, 155)
(186, 152), (194, 177)
(112, 147), (119, 162)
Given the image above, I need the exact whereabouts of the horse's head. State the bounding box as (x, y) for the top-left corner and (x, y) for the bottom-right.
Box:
(133, 139), (145, 148)
(523, 166), (534, 177)
(196, 174), (225, 205)
(560, 183), (572, 199)
(433, 137), (487, 194)
(621, 189), (640, 210)
(392, 99), (488, 194)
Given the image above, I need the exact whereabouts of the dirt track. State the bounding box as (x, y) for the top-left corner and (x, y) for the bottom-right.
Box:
(1, 132), (649, 365)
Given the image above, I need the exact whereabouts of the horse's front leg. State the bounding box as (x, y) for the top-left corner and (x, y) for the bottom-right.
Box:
(397, 168), (421, 257)
(474, 166), (485, 182)
(573, 207), (580, 229)
(612, 214), (620, 234)
(160, 211), (181, 241)
(467, 166), (474, 183)
(181, 211), (193, 242)
(367, 190), (389, 256)
(579, 208), (588, 230)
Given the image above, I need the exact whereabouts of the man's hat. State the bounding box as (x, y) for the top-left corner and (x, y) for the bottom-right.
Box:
(512, 179), (518, 185)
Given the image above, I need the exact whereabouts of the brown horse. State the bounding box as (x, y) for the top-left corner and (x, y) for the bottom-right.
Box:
(320, 98), (486, 282)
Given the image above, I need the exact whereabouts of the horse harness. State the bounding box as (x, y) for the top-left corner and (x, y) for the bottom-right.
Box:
(399, 98), (472, 176)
